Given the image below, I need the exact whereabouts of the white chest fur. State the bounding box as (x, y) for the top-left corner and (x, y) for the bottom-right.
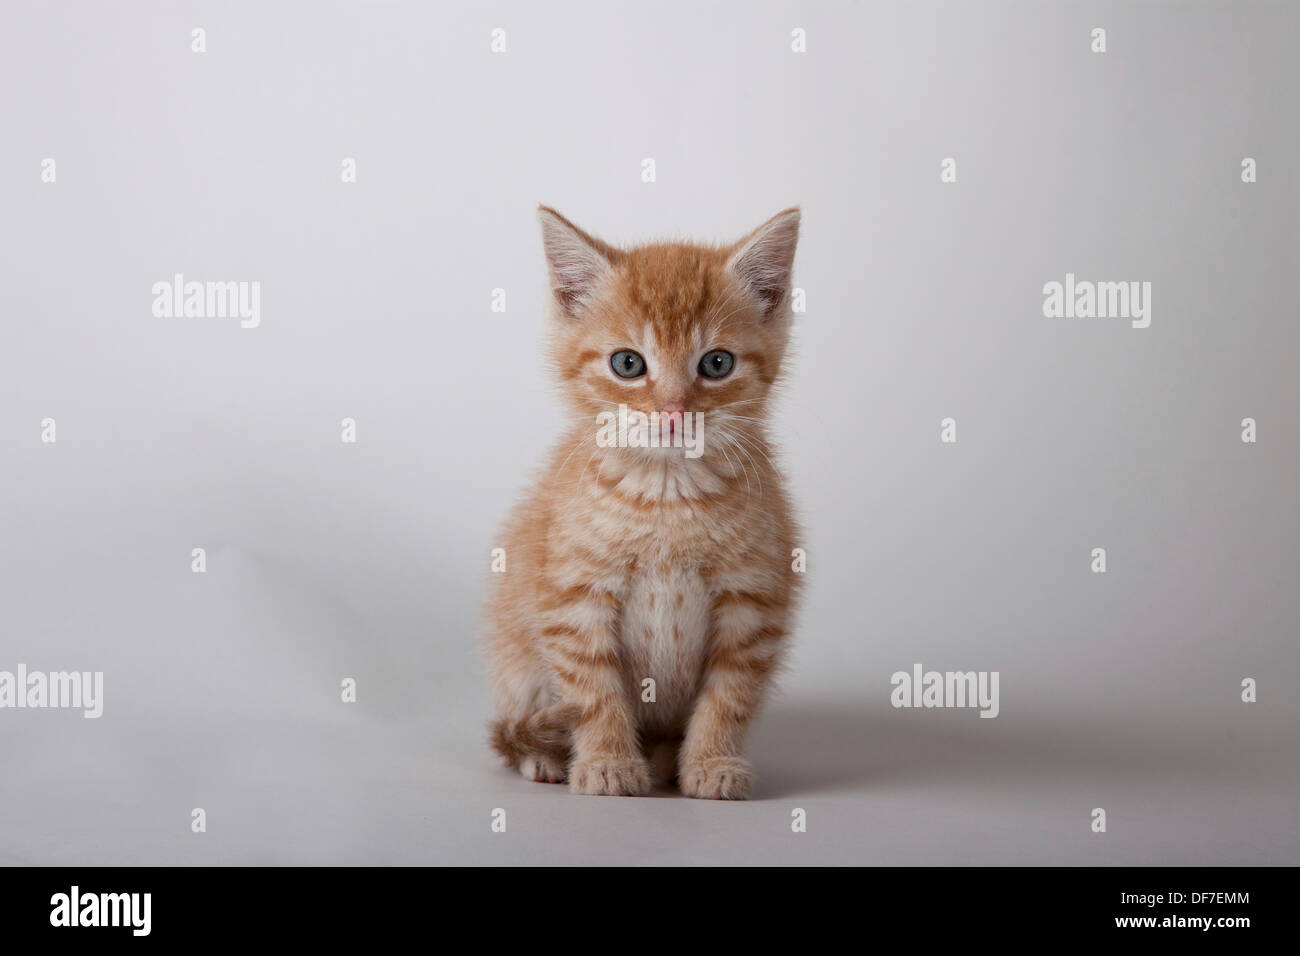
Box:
(620, 566), (713, 734)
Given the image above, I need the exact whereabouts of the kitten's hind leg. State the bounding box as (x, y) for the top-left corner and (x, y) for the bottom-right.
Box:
(489, 702), (576, 784)
(518, 753), (567, 784)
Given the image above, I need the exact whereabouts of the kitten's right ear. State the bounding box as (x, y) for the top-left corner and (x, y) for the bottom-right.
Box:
(538, 206), (616, 315)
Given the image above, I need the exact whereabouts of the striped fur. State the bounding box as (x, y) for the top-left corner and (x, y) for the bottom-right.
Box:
(484, 207), (802, 799)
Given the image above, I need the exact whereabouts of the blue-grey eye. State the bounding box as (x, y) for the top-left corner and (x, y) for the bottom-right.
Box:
(610, 350), (646, 379)
(699, 349), (735, 379)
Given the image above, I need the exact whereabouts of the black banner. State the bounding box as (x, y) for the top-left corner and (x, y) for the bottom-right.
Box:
(0, 866), (1282, 941)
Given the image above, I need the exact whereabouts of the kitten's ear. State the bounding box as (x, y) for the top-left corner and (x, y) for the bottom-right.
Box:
(726, 208), (801, 316)
(538, 206), (616, 315)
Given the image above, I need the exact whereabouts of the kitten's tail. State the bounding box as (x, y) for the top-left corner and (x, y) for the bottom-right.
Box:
(489, 703), (575, 768)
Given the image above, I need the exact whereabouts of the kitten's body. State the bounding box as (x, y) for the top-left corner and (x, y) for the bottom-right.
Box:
(485, 208), (802, 799)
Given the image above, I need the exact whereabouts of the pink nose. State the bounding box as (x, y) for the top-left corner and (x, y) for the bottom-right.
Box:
(658, 405), (686, 436)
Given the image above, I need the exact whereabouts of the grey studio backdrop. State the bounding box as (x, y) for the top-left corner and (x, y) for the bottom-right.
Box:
(1, 0), (1297, 866)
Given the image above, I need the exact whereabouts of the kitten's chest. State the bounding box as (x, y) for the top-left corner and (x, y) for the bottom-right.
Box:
(619, 565), (713, 729)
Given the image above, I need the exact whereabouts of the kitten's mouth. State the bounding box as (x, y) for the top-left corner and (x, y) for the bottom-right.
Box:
(658, 412), (679, 440)
(592, 405), (707, 460)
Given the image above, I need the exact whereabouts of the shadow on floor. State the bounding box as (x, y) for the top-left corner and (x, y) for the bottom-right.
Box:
(747, 698), (1278, 800)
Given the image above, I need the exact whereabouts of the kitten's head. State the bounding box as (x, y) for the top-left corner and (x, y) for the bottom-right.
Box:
(538, 206), (800, 460)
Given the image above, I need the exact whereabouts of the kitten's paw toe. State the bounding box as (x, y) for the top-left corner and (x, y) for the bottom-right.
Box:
(569, 755), (652, 796)
(679, 755), (753, 800)
(519, 755), (566, 784)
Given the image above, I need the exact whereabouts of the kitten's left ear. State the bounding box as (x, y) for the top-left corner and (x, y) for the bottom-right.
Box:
(726, 207), (801, 316)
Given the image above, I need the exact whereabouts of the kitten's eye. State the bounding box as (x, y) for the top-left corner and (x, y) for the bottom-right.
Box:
(610, 350), (647, 379)
(698, 349), (735, 379)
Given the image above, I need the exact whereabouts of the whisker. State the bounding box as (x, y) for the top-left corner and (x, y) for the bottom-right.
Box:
(555, 430), (592, 478)
(715, 424), (762, 497)
(729, 429), (778, 484)
(575, 440), (605, 488)
(712, 431), (749, 496)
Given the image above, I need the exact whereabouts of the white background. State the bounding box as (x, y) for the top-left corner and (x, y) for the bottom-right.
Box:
(1, 0), (1296, 863)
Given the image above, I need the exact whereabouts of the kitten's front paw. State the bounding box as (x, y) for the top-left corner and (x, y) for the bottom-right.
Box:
(569, 755), (652, 796)
(678, 755), (753, 800)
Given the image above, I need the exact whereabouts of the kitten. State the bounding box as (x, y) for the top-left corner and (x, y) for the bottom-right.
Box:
(484, 206), (802, 799)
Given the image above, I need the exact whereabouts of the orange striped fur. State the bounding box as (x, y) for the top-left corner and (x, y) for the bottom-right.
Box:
(484, 206), (802, 799)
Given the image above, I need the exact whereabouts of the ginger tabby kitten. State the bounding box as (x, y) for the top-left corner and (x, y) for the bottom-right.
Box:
(485, 206), (802, 799)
